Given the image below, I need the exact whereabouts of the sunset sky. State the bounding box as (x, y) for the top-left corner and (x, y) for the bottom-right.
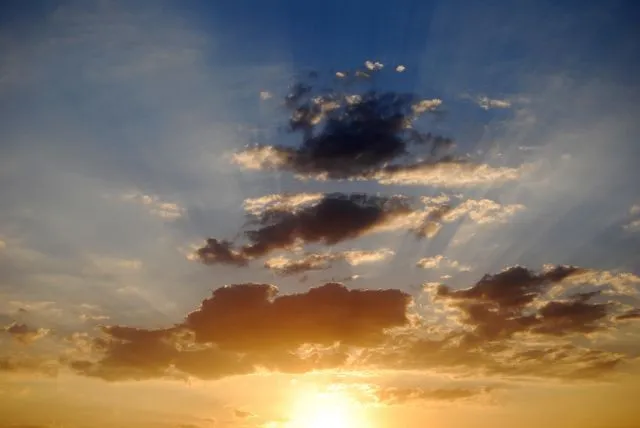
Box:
(1, 1), (640, 427)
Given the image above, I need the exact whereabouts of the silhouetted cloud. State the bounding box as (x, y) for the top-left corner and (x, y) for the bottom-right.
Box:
(195, 239), (250, 266)
(64, 264), (639, 382)
(3, 323), (49, 344)
(616, 309), (640, 321)
(233, 71), (525, 187)
(193, 193), (416, 265)
(193, 193), (523, 267)
(184, 282), (411, 351)
(70, 282), (411, 380)
(432, 265), (622, 341)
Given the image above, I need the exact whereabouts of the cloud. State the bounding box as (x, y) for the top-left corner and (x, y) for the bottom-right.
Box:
(0, 357), (58, 376)
(194, 193), (523, 267)
(194, 239), (249, 267)
(616, 309), (640, 321)
(70, 282), (411, 380)
(375, 386), (494, 405)
(3, 323), (49, 344)
(417, 255), (471, 271)
(233, 409), (255, 419)
(193, 193), (417, 265)
(623, 204), (640, 231)
(264, 254), (334, 276)
(184, 282), (411, 351)
(432, 265), (638, 343)
(561, 269), (640, 296)
(441, 199), (525, 224)
(369, 160), (525, 187)
(117, 191), (184, 220)
(264, 248), (394, 276)
(63, 264), (639, 382)
(243, 193), (325, 216)
(231, 72), (524, 187)
(477, 96), (512, 110)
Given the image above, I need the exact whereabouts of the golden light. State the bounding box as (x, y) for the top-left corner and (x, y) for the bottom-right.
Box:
(286, 387), (368, 428)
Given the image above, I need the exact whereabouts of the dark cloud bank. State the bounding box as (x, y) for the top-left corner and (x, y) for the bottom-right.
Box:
(67, 266), (639, 382)
(233, 67), (522, 186)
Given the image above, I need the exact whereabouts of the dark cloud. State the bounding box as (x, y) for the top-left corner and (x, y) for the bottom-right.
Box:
(70, 326), (253, 381)
(193, 193), (415, 265)
(242, 83), (450, 179)
(70, 282), (410, 380)
(434, 266), (620, 342)
(436, 265), (584, 308)
(3, 322), (49, 344)
(234, 70), (522, 186)
(195, 239), (249, 267)
(616, 309), (640, 321)
(185, 282), (411, 351)
(233, 409), (254, 419)
(533, 298), (610, 336)
(66, 266), (638, 382)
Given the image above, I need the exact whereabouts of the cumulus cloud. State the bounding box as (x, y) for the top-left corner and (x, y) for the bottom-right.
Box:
(231, 71), (524, 187)
(184, 282), (411, 351)
(193, 193), (416, 266)
(64, 262), (640, 382)
(194, 193), (523, 267)
(3, 323), (49, 344)
(432, 265), (638, 343)
(70, 282), (411, 380)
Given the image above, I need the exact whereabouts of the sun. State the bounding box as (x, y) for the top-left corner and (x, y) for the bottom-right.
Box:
(286, 388), (367, 428)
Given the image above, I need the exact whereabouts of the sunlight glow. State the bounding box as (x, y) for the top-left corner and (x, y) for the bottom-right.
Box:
(286, 388), (368, 428)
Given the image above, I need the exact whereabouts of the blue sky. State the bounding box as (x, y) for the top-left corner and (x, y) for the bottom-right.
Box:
(0, 0), (638, 328)
(1, 1), (640, 427)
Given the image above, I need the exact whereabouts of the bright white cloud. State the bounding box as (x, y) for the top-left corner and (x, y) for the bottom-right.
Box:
(416, 255), (471, 271)
(477, 96), (512, 110)
(120, 191), (184, 220)
(243, 193), (325, 215)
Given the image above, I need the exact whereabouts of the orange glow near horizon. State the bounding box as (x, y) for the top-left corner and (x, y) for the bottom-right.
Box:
(284, 387), (369, 428)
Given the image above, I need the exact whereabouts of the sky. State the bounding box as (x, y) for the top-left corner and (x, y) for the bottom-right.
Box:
(1, 0), (640, 427)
